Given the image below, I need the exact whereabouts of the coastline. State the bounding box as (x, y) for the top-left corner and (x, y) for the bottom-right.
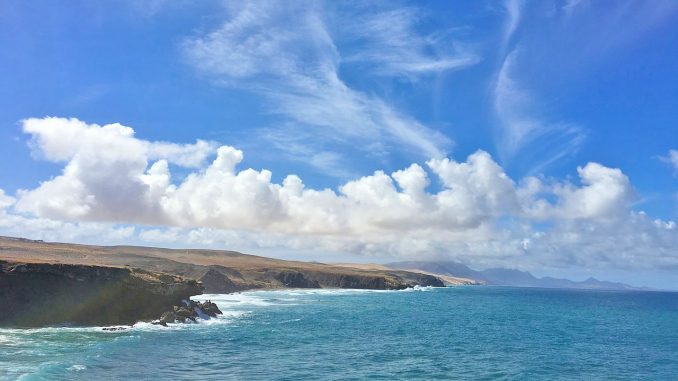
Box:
(4, 286), (676, 380)
(0, 236), (447, 328)
(0, 261), (203, 327)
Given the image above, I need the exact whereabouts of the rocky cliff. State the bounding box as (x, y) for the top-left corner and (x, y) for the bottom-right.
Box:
(0, 237), (447, 327)
(194, 267), (444, 293)
(0, 236), (445, 295)
(0, 261), (203, 327)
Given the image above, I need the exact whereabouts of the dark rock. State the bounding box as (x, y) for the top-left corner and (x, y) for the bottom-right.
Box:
(198, 300), (222, 317)
(199, 268), (241, 293)
(159, 311), (176, 324)
(173, 306), (197, 323)
(0, 261), (203, 327)
(151, 320), (167, 327)
(278, 270), (445, 290)
(156, 299), (222, 324)
(273, 271), (321, 288)
(102, 326), (127, 331)
(175, 307), (195, 318)
(395, 273), (445, 288)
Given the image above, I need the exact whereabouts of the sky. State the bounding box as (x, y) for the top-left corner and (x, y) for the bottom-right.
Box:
(1, 0), (677, 289)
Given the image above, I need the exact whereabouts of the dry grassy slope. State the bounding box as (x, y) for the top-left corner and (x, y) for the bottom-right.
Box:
(332, 263), (483, 285)
(392, 268), (484, 286)
(0, 236), (444, 292)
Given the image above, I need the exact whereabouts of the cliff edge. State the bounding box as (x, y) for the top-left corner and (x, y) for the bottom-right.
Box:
(0, 236), (444, 295)
(0, 237), (446, 327)
(0, 261), (203, 327)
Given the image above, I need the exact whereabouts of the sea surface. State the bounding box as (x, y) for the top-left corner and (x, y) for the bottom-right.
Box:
(1, 286), (677, 380)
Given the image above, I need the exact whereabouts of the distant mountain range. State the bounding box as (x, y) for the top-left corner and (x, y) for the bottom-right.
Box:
(387, 261), (645, 291)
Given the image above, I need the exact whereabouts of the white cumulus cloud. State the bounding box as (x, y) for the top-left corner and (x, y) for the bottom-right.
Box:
(3, 117), (676, 275)
(16, 117), (218, 223)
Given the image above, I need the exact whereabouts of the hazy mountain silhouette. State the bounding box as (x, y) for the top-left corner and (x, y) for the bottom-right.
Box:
(387, 261), (643, 290)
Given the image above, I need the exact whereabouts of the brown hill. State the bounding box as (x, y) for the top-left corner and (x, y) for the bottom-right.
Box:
(0, 236), (444, 293)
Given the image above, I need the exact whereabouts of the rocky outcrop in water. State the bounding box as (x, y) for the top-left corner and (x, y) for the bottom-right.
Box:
(152, 300), (223, 326)
(0, 261), (203, 327)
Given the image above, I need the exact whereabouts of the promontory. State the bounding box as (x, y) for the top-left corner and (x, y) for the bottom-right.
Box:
(0, 236), (456, 327)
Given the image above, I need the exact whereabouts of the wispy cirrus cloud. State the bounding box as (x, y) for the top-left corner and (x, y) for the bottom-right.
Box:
(493, 48), (585, 173)
(660, 149), (678, 176)
(491, 0), (585, 174)
(259, 127), (358, 180)
(491, 0), (677, 174)
(335, 4), (479, 78)
(501, 0), (523, 50)
(182, 1), (477, 175)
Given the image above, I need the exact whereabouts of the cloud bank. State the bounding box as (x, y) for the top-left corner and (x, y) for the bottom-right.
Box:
(3, 117), (677, 273)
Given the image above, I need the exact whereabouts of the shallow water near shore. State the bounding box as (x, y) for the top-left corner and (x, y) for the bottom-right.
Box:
(1, 286), (677, 380)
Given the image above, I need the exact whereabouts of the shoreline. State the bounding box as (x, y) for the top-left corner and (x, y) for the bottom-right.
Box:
(0, 236), (447, 328)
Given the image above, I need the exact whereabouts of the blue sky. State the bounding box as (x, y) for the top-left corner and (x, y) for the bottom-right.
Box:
(1, 1), (677, 288)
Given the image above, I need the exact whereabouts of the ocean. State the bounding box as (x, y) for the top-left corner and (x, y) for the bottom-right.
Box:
(1, 286), (677, 380)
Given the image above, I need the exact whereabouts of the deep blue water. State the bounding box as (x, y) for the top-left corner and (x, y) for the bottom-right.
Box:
(1, 286), (677, 380)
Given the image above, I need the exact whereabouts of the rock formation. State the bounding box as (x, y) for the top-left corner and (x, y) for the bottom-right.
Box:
(152, 300), (223, 326)
(0, 261), (202, 327)
(0, 236), (447, 294)
(0, 237), (448, 328)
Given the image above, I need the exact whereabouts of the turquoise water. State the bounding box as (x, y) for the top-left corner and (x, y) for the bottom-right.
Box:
(1, 286), (677, 380)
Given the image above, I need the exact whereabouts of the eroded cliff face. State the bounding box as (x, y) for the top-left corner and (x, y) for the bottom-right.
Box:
(0, 261), (203, 327)
(0, 261), (442, 328)
(196, 267), (445, 293)
(0, 238), (448, 327)
(270, 269), (445, 290)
